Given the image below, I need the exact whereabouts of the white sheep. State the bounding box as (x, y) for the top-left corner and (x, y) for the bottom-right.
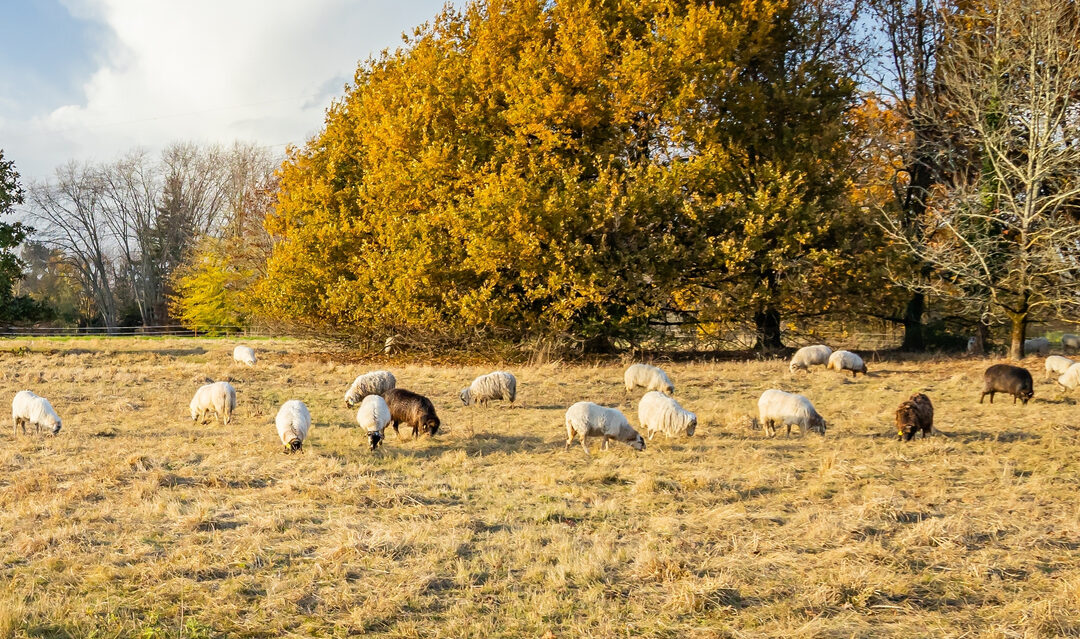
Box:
(789, 345), (833, 373)
(623, 364), (674, 395)
(827, 350), (868, 377)
(754, 389), (826, 437)
(275, 399), (311, 453)
(460, 371), (517, 406)
(233, 345), (256, 367)
(1025, 337), (1051, 356)
(357, 394), (392, 450)
(966, 337), (977, 354)
(637, 391), (696, 439)
(1063, 333), (1080, 352)
(1058, 362), (1080, 390)
(1045, 355), (1075, 380)
(189, 381), (236, 426)
(564, 401), (645, 455)
(11, 390), (62, 436)
(344, 370), (396, 408)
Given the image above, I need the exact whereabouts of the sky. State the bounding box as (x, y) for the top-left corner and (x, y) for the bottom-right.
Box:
(0, 0), (454, 185)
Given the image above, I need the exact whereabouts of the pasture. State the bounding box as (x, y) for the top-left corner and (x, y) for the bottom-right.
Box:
(1, 338), (1078, 637)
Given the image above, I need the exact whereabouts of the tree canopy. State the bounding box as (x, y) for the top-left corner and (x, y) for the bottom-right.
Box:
(256, 0), (875, 351)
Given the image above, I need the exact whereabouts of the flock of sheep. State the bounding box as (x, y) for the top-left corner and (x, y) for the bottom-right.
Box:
(8, 339), (1069, 452)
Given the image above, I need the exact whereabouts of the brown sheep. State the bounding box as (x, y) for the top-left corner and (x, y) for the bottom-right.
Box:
(383, 388), (441, 439)
(896, 393), (934, 441)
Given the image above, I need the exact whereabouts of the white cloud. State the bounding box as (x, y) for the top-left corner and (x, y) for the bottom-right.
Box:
(2, 0), (451, 183)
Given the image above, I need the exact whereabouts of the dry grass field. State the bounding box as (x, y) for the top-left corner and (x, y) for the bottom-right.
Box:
(1, 337), (1079, 638)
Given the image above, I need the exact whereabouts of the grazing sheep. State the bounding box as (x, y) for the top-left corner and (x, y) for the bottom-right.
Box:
(789, 345), (833, 373)
(754, 389), (826, 437)
(275, 400), (311, 453)
(1063, 333), (1080, 352)
(1025, 337), (1051, 356)
(460, 371), (517, 406)
(383, 388), (440, 438)
(980, 364), (1034, 404)
(637, 391), (697, 439)
(624, 364), (675, 395)
(189, 381), (237, 426)
(564, 401), (645, 455)
(827, 350), (868, 377)
(357, 394), (392, 450)
(344, 371), (396, 408)
(11, 391), (62, 436)
(966, 337), (977, 354)
(1045, 355), (1075, 380)
(233, 345), (256, 367)
(896, 393), (934, 441)
(1058, 362), (1080, 390)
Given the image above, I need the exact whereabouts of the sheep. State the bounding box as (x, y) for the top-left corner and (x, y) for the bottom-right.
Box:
(637, 391), (696, 439)
(1044, 355), (1075, 380)
(564, 401), (645, 455)
(623, 364), (674, 395)
(189, 381), (236, 426)
(233, 345), (256, 367)
(383, 388), (440, 438)
(1063, 333), (1080, 352)
(1058, 362), (1080, 390)
(827, 350), (868, 377)
(980, 364), (1034, 404)
(11, 391), (62, 436)
(357, 394), (392, 450)
(895, 393), (934, 441)
(1025, 337), (1051, 356)
(344, 371), (396, 408)
(460, 371), (517, 406)
(789, 345), (833, 373)
(753, 389), (826, 437)
(966, 337), (977, 354)
(275, 400), (310, 453)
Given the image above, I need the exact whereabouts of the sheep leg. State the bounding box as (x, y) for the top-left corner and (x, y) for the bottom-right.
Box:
(565, 426), (575, 451)
(580, 435), (590, 456)
(648, 430), (655, 440)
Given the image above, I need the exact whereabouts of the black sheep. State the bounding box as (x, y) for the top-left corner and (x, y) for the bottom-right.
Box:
(383, 388), (441, 438)
(980, 364), (1034, 405)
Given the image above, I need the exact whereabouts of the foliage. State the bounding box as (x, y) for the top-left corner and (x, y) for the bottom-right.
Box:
(169, 236), (255, 334)
(256, 0), (875, 350)
(0, 149), (37, 323)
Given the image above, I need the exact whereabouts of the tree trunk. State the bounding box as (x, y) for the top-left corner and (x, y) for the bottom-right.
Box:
(972, 319), (990, 355)
(754, 306), (784, 352)
(900, 292), (925, 351)
(1008, 312), (1028, 360)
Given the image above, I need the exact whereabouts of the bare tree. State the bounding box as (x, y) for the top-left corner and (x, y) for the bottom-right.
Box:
(883, 0), (1080, 359)
(867, 0), (948, 350)
(26, 163), (120, 329)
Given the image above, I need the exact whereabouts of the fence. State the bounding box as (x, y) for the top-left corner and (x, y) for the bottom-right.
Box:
(0, 325), (274, 338)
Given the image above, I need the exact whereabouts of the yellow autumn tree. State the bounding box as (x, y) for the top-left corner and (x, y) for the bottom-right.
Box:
(255, 0), (881, 351)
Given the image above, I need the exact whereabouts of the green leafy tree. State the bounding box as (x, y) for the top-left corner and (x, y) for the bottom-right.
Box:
(1, 149), (32, 321)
